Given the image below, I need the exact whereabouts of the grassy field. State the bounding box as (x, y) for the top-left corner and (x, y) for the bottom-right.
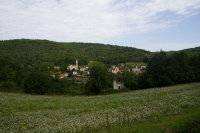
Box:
(0, 83), (200, 132)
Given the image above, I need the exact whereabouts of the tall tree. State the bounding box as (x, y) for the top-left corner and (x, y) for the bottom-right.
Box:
(23, 71), (52, 95)
(121, 71), (138, 90)
(147, 51), (172, 87)
(86, 62), (114, 94)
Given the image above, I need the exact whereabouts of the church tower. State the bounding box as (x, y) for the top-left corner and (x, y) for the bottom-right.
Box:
(76, 59), (78, 70)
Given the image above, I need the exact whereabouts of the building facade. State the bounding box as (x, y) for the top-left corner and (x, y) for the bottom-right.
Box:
(67, 59), (78, 71)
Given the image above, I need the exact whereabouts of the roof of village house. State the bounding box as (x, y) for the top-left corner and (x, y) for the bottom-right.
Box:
(55, 72), (60, 74)
(68, 64), (76, 66)
(119, 66), (123, 70)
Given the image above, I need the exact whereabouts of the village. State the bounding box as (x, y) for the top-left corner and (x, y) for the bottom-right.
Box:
(52, 59), (146, 89)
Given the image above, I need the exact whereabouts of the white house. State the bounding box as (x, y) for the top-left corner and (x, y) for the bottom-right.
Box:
(132, 65), (146, 74)
(67, 59), (78, 71)
(59, 74), (65, 79)
(140, 65), (146, 70)
(132, 66), (140, 73)
(64, 73), (69, 77)
(109, 65), (119, 74)
(80, 67), (89, 72)
(54, 66), (60, 70)
(73, 71), (78, 75)
(113, 78), (125, 89)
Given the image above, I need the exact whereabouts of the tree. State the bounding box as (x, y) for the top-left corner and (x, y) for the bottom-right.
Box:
(86, 62), (113, 94)
(188, 54), (200, 82)
(121, 71), (137, 90)
(50, 78), (69, 94)
(167, 52), (190, 84)
(23, 71), (52, 95)
(147, 51), (172, 87)
(137, 72), (152, 89)
(0, 57), (24, 88)
(147, 51), (193, 87)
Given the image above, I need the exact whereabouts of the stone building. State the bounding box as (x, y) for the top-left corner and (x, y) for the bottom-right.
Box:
(132, 65), (146, 74)
(113, 78), (125, 89)
(67, 59), (78, 71)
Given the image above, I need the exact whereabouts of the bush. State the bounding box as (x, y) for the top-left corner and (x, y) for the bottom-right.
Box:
(0, 81), (20, 92)
(0, 81), (16, 88)
(23, 71), (52, 95)
(86, 62), (114, 95)
(121, 71), (137, 90)
(49, 78), (70, 94)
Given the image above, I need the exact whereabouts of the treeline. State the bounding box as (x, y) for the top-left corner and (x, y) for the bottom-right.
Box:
(0, 39), (151, 67)
(1, 51), (199, 95)
(0, 39), (200, 95)
(137, 51), (200, 89)
(89, 51), (200, 92)
(167, 46), (200, 57)
(0, 57), (84, 94)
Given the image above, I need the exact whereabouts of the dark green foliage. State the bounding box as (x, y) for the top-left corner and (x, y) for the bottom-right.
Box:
(23, 71), (52, 95)
(0, 57), (24, 90)
(121, 71), (137, 90)
(168, 52), (191, 84)
(147, 51), (172, 87)
(188, 54), (200, 82)
(50, 78), (70, 94)
(137, 72), (153, 89)
(146, 51), (200, 88)
(86, 62), (114, 95)
(0, 39), (152, 67)
(1, 39), (200, 94)
(167, 46), (200, 57)
(23, 71), (72, 95)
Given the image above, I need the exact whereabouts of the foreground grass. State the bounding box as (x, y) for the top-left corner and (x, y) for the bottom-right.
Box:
(100, 107), (200, 133)
(0, 83), (200, 132)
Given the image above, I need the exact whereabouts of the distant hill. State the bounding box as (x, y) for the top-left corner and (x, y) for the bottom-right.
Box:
(0, 39), (199, 67)
(0, 39), (152, 66)
(166, 47), (200, 56)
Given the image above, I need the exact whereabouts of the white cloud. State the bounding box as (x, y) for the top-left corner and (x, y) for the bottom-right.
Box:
(0, 0), (200, 43)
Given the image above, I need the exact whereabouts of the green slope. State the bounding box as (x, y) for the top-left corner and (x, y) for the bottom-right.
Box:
(166, 46), (200, 56)
(0, 82), (200, 132)
(0, 39), (151, 66)
(0, 39), (199, 67)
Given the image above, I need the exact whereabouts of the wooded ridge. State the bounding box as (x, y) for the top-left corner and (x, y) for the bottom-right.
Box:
(0, 39), (152, 67)
(1, 39), (199, 67)
(0, 39), (200, 94)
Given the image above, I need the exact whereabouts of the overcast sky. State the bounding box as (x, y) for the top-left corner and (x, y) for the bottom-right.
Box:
(1, 0), (200, 52)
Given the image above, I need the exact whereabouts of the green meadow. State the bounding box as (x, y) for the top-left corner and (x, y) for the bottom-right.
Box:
(0, 83), (200, 133)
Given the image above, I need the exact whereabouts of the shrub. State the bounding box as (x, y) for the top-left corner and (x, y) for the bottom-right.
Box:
(86, 62), (114, 95)
(23, 71), (52, 95)
(121, 71), (137, 90)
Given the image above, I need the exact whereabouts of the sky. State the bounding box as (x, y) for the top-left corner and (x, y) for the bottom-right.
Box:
(0, 0), (200, 52)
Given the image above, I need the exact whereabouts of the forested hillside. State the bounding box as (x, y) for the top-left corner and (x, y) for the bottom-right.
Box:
(0, 39), (151, 67)
(166, 46), (200, 56)
(0, 39), (200, 94)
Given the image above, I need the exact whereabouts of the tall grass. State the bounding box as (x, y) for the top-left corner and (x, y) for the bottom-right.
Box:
(100, 107), (200, 133)
(0, 83), (200, 132)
